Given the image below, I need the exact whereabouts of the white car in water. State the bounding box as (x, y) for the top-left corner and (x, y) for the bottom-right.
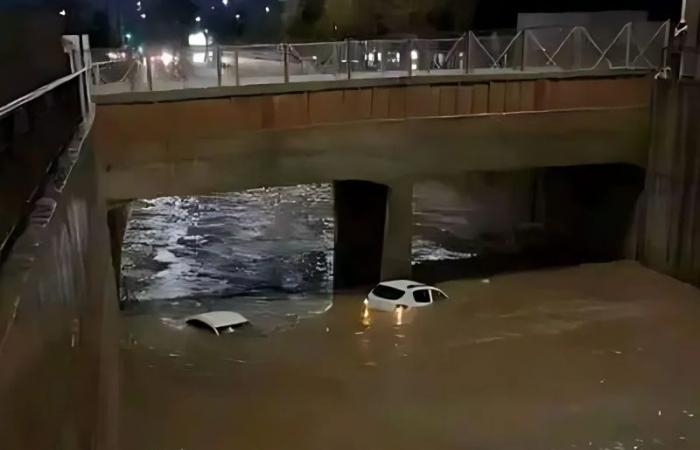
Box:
(365, 280), (448, 312)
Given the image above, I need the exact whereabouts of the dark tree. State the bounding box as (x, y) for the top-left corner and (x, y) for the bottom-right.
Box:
(287, 0), (332, 41)
(142, 0), (198, 46)
(90, 11), (112, 47)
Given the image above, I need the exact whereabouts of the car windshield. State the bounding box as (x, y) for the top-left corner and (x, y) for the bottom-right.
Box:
(372, 284), (404, 300)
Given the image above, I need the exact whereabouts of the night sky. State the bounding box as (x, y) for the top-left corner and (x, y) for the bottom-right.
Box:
(0, 0), (684, 30)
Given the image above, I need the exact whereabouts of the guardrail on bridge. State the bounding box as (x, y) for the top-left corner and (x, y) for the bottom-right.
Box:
(90, 21), (671, 95)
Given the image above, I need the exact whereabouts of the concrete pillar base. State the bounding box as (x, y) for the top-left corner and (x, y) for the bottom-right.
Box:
(333, 180), (414, 290)
(333, 181), (388, 289)
(106, 203), (130, 299)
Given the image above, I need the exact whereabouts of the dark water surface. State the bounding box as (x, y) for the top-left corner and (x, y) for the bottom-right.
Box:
(120, 183), (700, 450)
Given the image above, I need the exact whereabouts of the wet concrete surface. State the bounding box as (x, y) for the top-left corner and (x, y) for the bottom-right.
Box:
(120, 261), (700, 450)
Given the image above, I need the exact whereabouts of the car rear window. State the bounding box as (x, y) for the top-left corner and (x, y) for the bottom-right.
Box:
(413, 289), (431, 303)
(372, 285), (404, 300)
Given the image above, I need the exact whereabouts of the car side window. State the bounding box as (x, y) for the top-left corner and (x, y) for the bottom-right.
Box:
(431, 290), (447, 301)
(413, 289), (431, 303)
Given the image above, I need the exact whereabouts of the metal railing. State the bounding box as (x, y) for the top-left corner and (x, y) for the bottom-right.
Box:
(0, 46), (92, 261)
(90, 21), (671, 95)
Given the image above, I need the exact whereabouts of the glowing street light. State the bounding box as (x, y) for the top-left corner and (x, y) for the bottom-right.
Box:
(195, 16), (201, 22)
(140, 13), (147, 19)
(59, 9), (66, 16)
(222, 0), (229, 5)
(265, 6), (270, 13)
(235, 13), (240, 20)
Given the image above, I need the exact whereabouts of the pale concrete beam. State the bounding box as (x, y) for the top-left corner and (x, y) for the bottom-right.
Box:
(388, 87), (406, 119)
(371, 87), (390, 119)
(505, 82), (521, 112)
(520, 81), (536, 111)
(456, 85), (473, 115)
(438, 86), (458, 116)
(342, 89), (373, 121)
(309, 90), (345, 124)
(405, 85), (440, 117)
(488, 82), (506, 113)
(472, 84), (489, 113)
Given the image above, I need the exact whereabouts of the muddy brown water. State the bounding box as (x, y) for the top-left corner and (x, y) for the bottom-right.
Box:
(120, 261), (700, 450)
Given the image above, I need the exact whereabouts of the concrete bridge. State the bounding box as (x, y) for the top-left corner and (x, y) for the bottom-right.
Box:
(3, 22), (700, 449)
(93, 71), (652, 285)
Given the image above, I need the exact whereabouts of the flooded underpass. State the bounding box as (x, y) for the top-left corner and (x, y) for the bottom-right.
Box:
(118, 177), (700, 450)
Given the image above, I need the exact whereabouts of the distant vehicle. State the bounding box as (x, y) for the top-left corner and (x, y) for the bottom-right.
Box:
(365, 280), (448, 312)
(186, 311), (249, 335)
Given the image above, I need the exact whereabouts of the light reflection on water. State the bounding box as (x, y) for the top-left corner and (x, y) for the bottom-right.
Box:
(121, 183), (474, 332)
(122, 184), (337, 332)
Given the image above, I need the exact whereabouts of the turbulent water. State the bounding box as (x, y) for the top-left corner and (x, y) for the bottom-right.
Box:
(121, 183), (474, 331)
(120, 182), (700, 450)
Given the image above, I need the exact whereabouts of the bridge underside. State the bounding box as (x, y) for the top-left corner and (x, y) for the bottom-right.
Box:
(94, 73), (652, 287)
(98, 107), (648, 201)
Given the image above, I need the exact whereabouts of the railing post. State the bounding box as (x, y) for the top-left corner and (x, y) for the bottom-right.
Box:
(283, 43), (290, 83)
(464, 32), (471, 74)
(216, 45), (222, 87)
(336, 41), (342, 75)
(573, 27), (583, 70)
(81, 71), (89, 121)
(521, 29), (528, 71)
(234, 49), (240, 86)
(146, 52), (153, 91)
(625, 22), (632, 68)
(426, 41), (431, 73)
(408, 39), (414, 77)
(346, 38), (352, 80)
(379, 41), (385, 73)
(662, 20), (670, 72)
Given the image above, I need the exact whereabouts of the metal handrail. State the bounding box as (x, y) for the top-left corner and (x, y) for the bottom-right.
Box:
(0, 66), (88, 120)
(89, 21), (671, 94)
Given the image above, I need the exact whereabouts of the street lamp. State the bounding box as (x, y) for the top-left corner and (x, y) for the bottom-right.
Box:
(265, 6), (270, 13)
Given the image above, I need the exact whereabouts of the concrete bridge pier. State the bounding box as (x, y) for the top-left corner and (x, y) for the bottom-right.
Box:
(333, 180), (413, 290)
(380, 180), (414, 281)
(107, 203), (130, 298)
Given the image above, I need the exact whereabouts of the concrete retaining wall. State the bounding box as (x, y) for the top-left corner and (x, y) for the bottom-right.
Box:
(637, 80), (700, 284)
(0, 124), (119, 450)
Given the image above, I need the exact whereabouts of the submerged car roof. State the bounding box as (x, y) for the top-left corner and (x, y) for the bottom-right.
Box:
(186, 311), (248, 330)
(378, 280), (427, 290)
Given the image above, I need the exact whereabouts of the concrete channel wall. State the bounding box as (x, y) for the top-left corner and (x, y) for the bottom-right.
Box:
(636, 80), (700, 284)
(0, 123), (119, 450)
